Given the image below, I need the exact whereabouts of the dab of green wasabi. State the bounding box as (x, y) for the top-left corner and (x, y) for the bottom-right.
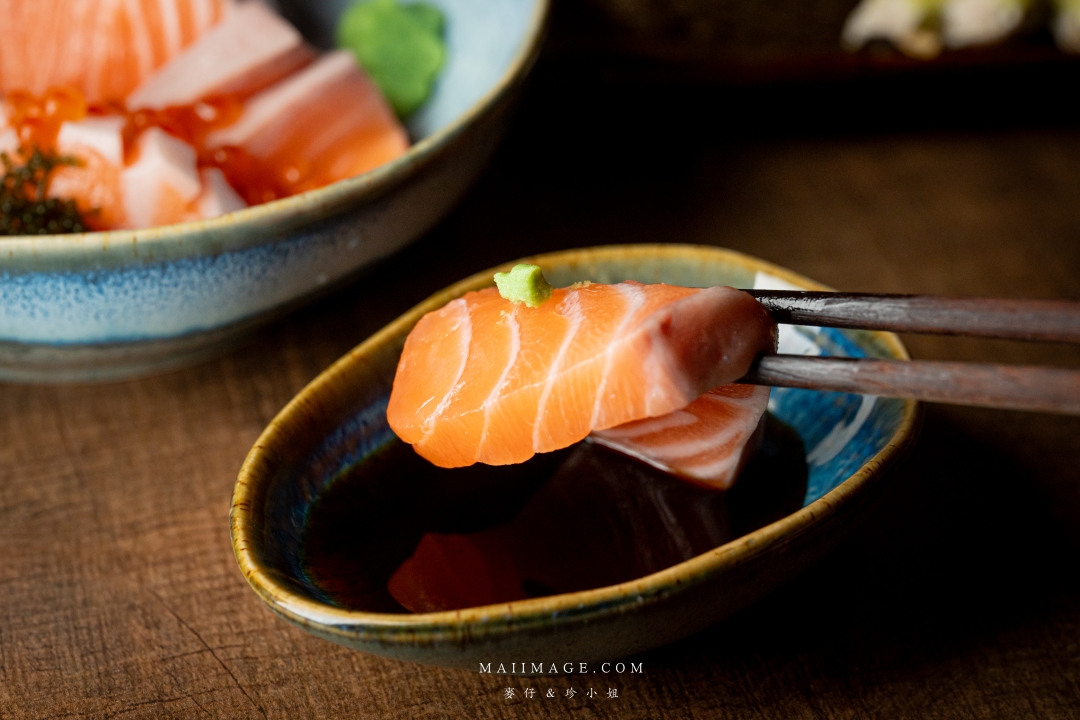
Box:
(494, 264), (554, 308)
(337, 0), (446, 119)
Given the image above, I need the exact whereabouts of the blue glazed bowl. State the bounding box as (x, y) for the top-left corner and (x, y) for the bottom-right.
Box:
(0, 0), (548, 381)
(231, 244), (920, 670)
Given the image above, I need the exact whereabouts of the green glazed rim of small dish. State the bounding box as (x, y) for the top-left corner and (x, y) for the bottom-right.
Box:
(231, 244), (920, 645)
(0, 0), (550, 269)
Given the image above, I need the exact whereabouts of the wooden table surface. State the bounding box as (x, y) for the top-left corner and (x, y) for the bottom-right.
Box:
(4, 26), (1080, 720)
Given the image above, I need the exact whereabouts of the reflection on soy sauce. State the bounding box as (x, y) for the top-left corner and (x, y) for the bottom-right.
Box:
(302, 414), (807, 614)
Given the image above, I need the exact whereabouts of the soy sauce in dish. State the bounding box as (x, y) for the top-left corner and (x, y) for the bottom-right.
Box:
(301, 414), (807, 614)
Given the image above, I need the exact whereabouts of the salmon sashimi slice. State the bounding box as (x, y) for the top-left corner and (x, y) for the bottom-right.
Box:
(204, 50), (409, 194)
(127, 1), (314, 111)
(48, 116), (128, 229)
(0, 0), (232, 103)
(387, 282), (777, 469)
(592, 384), (771, 490)
(120, 126), (202, 228)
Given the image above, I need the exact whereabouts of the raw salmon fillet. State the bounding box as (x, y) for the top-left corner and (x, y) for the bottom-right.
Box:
(592, 383), (771, 490)
(127, 0), (313, 110)
(0, 0), (232, 103)
(387, 282), (776, 468)
(204, 50), (409, 194)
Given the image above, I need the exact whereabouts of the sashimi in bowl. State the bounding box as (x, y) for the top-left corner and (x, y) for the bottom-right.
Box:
(0, 0), (548, 380)
(230, 244), (920, 670)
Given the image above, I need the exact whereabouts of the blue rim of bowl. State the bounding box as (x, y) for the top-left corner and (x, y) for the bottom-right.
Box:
(231, 244), (920, 645)
(0, 0), (550, 269)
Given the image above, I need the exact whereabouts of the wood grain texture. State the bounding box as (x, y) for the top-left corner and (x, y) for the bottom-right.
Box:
(745, 291), (1080, 343)
(3, 14), (1080, 718)
(742, 356), (1080, 414)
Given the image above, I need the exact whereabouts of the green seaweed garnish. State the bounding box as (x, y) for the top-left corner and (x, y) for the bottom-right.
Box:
(494, 264), (554, 308)
(337, 0), (446, 119)
(1, 147), (87, 236)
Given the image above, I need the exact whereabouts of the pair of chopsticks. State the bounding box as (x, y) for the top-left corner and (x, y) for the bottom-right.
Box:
(737, 291), (1080, 415)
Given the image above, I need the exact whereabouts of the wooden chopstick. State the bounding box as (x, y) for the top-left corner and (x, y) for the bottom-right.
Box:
(744, 291), (1080, 343)
(739, 355), (1080, 415)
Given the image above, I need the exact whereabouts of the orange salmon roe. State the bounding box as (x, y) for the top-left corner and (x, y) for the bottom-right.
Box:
(5, 86), (88, 152)
(199, 145), (290, 206)
(90, 94), (292, 204)
(9, 87), (312, 208)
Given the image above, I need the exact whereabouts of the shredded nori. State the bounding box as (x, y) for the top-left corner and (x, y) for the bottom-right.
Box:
(1, 147), (87, 236)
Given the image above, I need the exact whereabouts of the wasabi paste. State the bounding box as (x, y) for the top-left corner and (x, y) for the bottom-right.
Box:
(337, 0), (446, 119)
(494, 264), (554, 308)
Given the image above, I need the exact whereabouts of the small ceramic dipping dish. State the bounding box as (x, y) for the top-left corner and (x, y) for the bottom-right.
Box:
(0, 0), (547, 382)
(231, 244), (919, 670)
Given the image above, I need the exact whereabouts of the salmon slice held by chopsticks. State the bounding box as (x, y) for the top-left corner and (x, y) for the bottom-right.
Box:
(387, 281), (777, 470)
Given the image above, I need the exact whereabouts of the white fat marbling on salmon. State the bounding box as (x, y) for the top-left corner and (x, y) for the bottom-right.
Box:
(123, 0), (156, 80)
(156, 0), (184, 57)
(84, 0), (114, 100)
(490, 288), (690, 424)
(590, 282), (645, 427)
(205, 51), (357, 148)
(645, 334), (683, 416)
(592, 384), (771, 490)
(623, 425), (742, 462)
(678, 454), (739, 482)
(532, 291), (585, 452)
(419, 298), (473, 441)
(476, 306), (520, 461)
(594, 408), (698, 440)
(1, 0), (231, 103)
